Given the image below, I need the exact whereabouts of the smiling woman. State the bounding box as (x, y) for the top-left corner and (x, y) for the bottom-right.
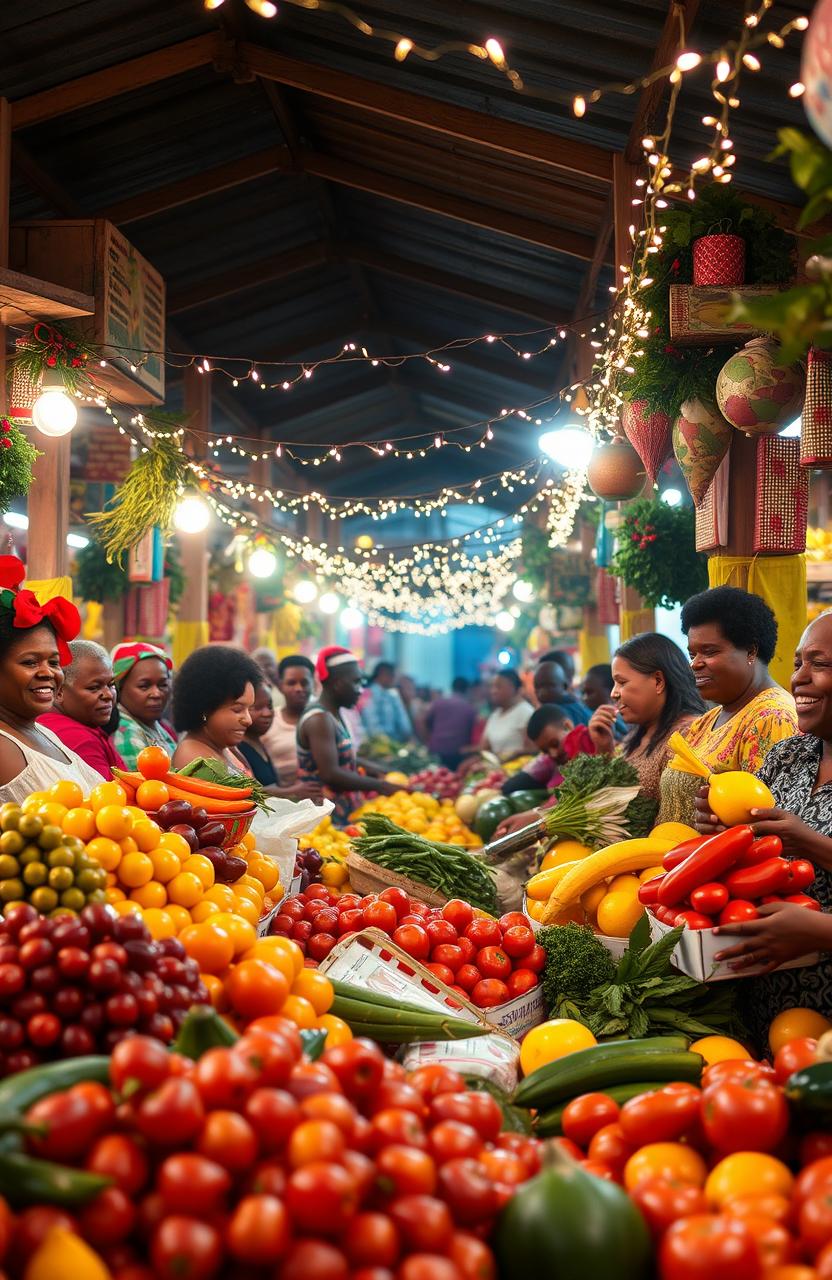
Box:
(36, 639), (125, 779)
(171, 645), (264, 776)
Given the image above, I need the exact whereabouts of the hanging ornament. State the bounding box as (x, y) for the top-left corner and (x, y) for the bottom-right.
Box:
(800, 347), (832, 469)
(716, 337), (805, 436)
(692, 234), (746, 287)
(673, 398), (733, 505)
(586, 435), (646, 502)
(621, 400), (673, 484)
(802, 0), (832, 148)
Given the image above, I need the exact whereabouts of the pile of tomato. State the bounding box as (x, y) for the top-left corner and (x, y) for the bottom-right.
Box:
(555, 1043), (832, 1279)
(270, 885), (543, 1009)
(8, 1028), (543, 1280)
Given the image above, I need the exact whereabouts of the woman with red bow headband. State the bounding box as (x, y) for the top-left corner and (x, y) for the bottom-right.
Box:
(0, 556), (107, 803)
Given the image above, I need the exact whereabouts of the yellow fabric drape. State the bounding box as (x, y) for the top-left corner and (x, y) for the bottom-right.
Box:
(579, 628), (610, 671)
(81, 601), (103, 641)
(171, 619), (210, 668)
(708, 554), (806, 691)
(27, 576), (73, 605)
(620, 608), (655, 642)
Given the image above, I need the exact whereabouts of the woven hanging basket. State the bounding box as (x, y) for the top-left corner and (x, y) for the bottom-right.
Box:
(754, 435), (808, 554)
(587, 435), (646, 502)
(7, 340), (41, 424)
(621, 400), (673, 484)
(692, 233), (746, 287)
(800, 347), (832, 469)
(673, 397), (733, 505)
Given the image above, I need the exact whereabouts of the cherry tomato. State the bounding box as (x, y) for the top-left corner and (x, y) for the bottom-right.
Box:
(362, 902), (398, 933)
(701, 1060), (774, 1089)
(802, 1134), (832, 1166)
(426, 920), (460, 949)
(726, 1211), (794, 1270)
(580, 1159), (616, 1181)
(688, 883), (729, 916)
(288, 1118), (345, 1168)
(781, 860), (816, 893)
(426, 963), (455, 986)
(506, 969), (538, 998)
(390, 1195), (453, 1253)
(288, 1061), (341, 1102)
(150, 1216), (223, 1280)
(475, 946), (511, 980)
(455, 964), (481, 993)
(432, 944), (464, 973)
(443, 901), (474, 933)
(799, 1189), (832, 1255)
(78, 1187), (136, 1248)
(428, 1120), (483, 1163)
(197, 1110), (259, 1174)
(234, 1029), (297, 1089)
(795, 1157), (832, 1208)
(774, 1037), (818, 1085)
(407, 1066), (465, 1101)
(464, 919), (501, 949)
(370, 1109), (426, 1152)
(10, 1207), (76, 1268)
(372, 1081), (427, 1118)
(561, 1093), (621, 1148)
(430, 1091), (502, 1142)
(479, 1149), (528, 1186)
(286, 1162), (360, 1234)
(675, 911), (715, 931)
(86, 1134), (149, 1196)
(375, 1145), (437, 1197)
(449, 1231), (497, 1280)
(398, 1256), (463, 1280)
(586, 1123), (634, 1179)
(523, 944), (546, 974)
(338, 909), (364, 936)
(700, 1077), (788, 1155)
(629, 1178), (708, 1240)
(619, 1084), (701, 1147)
(280, 1239), (349, 1280)
(225, 1193), (291, 1265)
(436, 1158), (498, 1227)
(156, 1153), (230, 1217)
(323, 1040), (385, 1102)
(659, 1214), (762, 1280)
(135, 1079), (205, 1148)
(379, 888), (410, 919)
(470, 979), (509, 1008)
(192, 1047), (259, 1110)
(392, 926), (430, 961)
(26, 1091), (101, 1163)
(343, 1212), (400, 1268)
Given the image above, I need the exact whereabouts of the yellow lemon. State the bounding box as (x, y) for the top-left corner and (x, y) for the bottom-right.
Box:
(540, 840), (592, 871)
(519, 1019), (596, 1076)
(690, 1035), (751, 1065)
(596, 890), (644, 939)
(649, 822), (698, 844)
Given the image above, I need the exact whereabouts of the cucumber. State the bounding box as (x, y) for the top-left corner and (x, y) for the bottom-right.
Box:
(513, 1037), (697, 1110)
(535, 1082), (667, 1136)
(331, 995), (486, 1035)
(0, 1151), (110, 1206)
(0, 1057), (109, 1119)
(346, 1019), (487, 1044)
(785, 1062), (832, 1118)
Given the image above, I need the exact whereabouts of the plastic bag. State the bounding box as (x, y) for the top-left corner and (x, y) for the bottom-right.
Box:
(251, 798), (334, 894)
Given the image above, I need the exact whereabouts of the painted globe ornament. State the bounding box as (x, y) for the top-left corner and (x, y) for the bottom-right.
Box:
(587, 434), (646, 502)
(802, 0), (832, 149)
(673, 398), (733, 505)
(716, 337), (805, 436)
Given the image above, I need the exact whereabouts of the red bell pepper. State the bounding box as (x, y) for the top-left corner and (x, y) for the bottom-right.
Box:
(657, 825), (754, 907)
(723, 857), (791, 901)
(735, 835), (784, 868)
(637, 876), (663, 905)
(662, 837), (708, 871)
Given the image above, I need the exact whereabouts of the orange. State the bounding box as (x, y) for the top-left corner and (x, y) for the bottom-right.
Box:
(318, 1013), (353, 1048)
(120, 837), (138, 855)
(182, 855), (215, 890)
(768, 1008), (832, 1056)
(62, 808), (97, 842)
(141, 908), (176, 940)
(37, 802), (67, 827)
(204, 884), (236, 911)
(211, 912), (257, 956)
(167, 872), (204, 909)
(292, 969), (334, 1015)
(96, 805), (133, 841)
(238, 875), (266, 900)
(180, 922), (235, 974)
(130, 880), (167, 910)
(105, 887), (126, 904)
(226, 958), (290, 1019)
(248, 857), (278, 892)
(119, 851), (154, 889)
(149, 847), (181, 884)
(280, 994), (317, 1030)
(705, 1153), (794, 1209)
(113, 899), (142, 917)
(240, 832), (256, 852)
(624, 1143), (708, 1191)
(690, 1036), (751, 1065)
(160, 832), (192, 861)
(89, 781), (128, 813)
(136, 780), (170, 811)
(48, 780), (84, 809)
(242, 935), (303, 976)
(137, 745), (172, 780)
(200, 972), (225, 1009)
(190, 899), (221, 923)
(21, 791), (48, 814)
(241, 939), (297, 982)
(231, 896), (260, 927)
(165, 904), (192, 934)
(233, 885), (264, 909)
(86, 836), (122, 873)
(133, 820), (163, 853)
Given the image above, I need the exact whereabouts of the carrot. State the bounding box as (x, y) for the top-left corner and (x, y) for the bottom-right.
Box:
(163, 772), (252, 802)
(113, 769), (144, 789)
(161, 782), (254, 814)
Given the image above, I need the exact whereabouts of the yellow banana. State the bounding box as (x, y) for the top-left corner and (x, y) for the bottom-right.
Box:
(540, 837), (676, 924)
(525, 860), (580, 901)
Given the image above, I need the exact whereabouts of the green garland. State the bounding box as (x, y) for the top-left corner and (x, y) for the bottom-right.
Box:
(86, 422), (192, 563)
(624, 185), (795, 422)
(610, 498), (708, 608)
(0, 421), (40, 516)
(10, 321), (92, 398)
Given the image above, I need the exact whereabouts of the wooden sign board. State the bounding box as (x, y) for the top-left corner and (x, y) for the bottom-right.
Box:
(669, 285), (780, 346)
(9, 220), (165, 404)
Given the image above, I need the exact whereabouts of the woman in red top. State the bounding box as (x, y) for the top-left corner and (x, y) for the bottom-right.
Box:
(38, 639), (125, 779)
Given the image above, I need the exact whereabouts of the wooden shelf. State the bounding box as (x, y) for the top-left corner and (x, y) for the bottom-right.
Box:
(0, 267), (94, 325)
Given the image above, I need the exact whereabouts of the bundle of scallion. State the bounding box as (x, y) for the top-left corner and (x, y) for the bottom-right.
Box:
(541, 785), (641, 848)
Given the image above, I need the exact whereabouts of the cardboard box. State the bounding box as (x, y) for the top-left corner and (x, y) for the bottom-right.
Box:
(320, 928), (545, 1040)
(648, 910), (820, 982)
(668, 284), (779, 345)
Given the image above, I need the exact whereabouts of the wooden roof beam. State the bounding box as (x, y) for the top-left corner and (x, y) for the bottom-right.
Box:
(168, 242), (329, 314)
(101, 147), (292, 225)
(242, 44), (613, 183)
(10, 34), (221, 131)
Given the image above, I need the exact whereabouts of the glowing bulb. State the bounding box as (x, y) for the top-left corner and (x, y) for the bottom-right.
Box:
(248, 546), (277, 578)
(341, 606), (364, 630)
(485, 38), (505, 67)
(661, 487), (683, 507)
(495, 610), (515, 633)
(245, 0), (277, 15)
(538, 426), (593, 469)
(319, 592), (340, 615)
(780, 417), (801, 438)
(497, 648), (512, 666)
(394, 37), (413, 60)
(32, 378), (77, 438)
(355, 534), (374, 550)
(572, 95), (586, 118)
(512, 579), (535, 602)
(293, 579), (318, 604)
(174, 495), (210, 534)
(790, 81), (806, 97)
(676, 51), (701, 71)
(716, 57), (731, 82)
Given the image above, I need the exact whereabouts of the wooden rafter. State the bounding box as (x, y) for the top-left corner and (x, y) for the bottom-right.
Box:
(168, 243), (328, 314)
(101, 147), (292, 225)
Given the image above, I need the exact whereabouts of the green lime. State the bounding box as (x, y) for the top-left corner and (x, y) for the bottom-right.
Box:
(0, 830), (23, 856)
(48, 866), (74, 892)
(47, 847), (74, 868)
(0, 805), (21, 832)
(74, 868), (100, 894)
(0, 879), (24, 903)
(62, 837), (85, 854)
(37, 825), (65, 851)
(86, 889), (106, 904)
(29, 886), (58, 913)
(18, 845), (43, 867)
(17, 815), (43, 841)
(59, 887), (85, 912)
(22, 863), (47, 887)
(0, 856), (20, 880)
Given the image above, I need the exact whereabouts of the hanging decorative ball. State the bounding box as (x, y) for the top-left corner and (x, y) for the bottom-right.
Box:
(716, 337), (805, 436)
(802, 0), (832, 149)
(692, 234), (746, 287)
(673, 398), (733, 505)
(621, 400), (673, 484)
(586, 435), (646, 502)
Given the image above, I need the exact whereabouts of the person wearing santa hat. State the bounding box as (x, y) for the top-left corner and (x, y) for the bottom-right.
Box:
(297, 647), (406, 825)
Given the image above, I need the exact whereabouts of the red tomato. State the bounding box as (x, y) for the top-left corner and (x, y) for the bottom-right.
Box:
(379, 888), (410, 919)
(498, 912), (529, 931)
(658, 1214), (762, 1280)
(308, 934), (337, 962)
(552, 1136), (583, 1160)
(372, 1082), (427, 1117)
(619, 1084), (701, 1147)
(197, 1110), (259, 1175)
(300, 1093), (358, 1137)
(507, 969), (538, 998)
(436, 1159), (498, 1227)
(700, 1077), (788, 1155)
(362, 902), (398, 934)
(370, 1109), (426, 1152)
(235, 1029), (298, 1090)
(286, 1162), (360, 1235)
(496, 1134), (543, 1177)
(407, 1066), (465, 1101)
(432, 944), (464, 973)
(675, 911), (715, 931)
(774, 1037), (818, 1085)
(630, 1178), (708, 1240)
(343, 1212), (401, 1268)
(86, 1134), (149, 1197)
(456, 937), (476, 965)
(280, 1239), (349, 1280)
(464, 919), (501, 949)
(581, 1159), (616, 1181)
(455, 964), (481, 993)
(501, 926), (535, 958)
(11, 1207), (76, 1268)
(426, 920), (459, 949)
(192, 1048), (259, 1111)
(337, 895), (362, 912)
(426, 964), (456, 986)
(150, 1217), (223, 1280)
(523, 944), (546, 974)
(688, 883), (729, 916)
(26, 1091), (103, 1163)
(225, 1193), (291, 1265)
(389, 1195), (454, 1253)
(78, 1187), (136, 1249)
(802, 1133), (832, 1166)
(561, 1093), (621, 1148)
(470, 979), (509, 1008)
(449, 1232), (497, 1280)
(338, 909), (364, 936)
(799, 1189), (832, 1255)
(796, 1158), (832, 1209)
(443, 901), (474, 933)
(135, 1079), (205, 1149)
(428, 1120), (483, 1163)
(398, 1256), (463, 1280)
(375, 1146), (437, 1197)
(478, 1148), (528, 1186)
(476, 947), (511, 980)
(323, 1040), (385, 1102)
(725, 1212), (794, 1270)
(157, 1153), (231, 1216)
(718, 900), (759, 926)
(701, 1060), (774, 1089)
(288, 1061), (341, 1102)
(586, 1123), (634, 1179)
(430, 1091), (502, 1142)
(392, 925), (430, 961)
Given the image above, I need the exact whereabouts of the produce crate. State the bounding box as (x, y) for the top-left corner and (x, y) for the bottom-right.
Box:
(320, 928), (545, 1040)
(648, 910), (820, 982)
(257, 903), (278, 938)
(345, 852), (447, 908)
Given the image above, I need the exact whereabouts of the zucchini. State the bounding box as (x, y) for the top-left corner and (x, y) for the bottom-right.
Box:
(0, 1057), (109, 1119)
(173, 1005), (238, 1059)
(346, 1019), (486, 1044)
(535, 1081), (667, 1136)
(785, 1062), (832, 1118)
(0, 1151), (110, 1206)
(513, 1037), (696, 1109)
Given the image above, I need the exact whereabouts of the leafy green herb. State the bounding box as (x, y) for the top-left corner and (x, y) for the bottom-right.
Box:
(537, 923), (616, 1022)
(557, 754), (658, 839)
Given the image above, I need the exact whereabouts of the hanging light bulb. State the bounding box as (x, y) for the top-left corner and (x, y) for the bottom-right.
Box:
(32, 371), (77, 438)
(174, 494), (210, 534)
(293, 579), (318, 605)
(355, 534), (374, 550)
(512, 579), (535, 602)
(495, 610), (515, 633)
(319, 591), (340, 615)
(341, 606), (364, 630)
(538, 426), (593, 469)
(248, 546), (278, 579)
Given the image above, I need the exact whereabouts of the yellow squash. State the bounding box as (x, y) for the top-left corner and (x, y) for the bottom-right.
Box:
(667, 732), (774, 825)
(540, 837), (675, 924)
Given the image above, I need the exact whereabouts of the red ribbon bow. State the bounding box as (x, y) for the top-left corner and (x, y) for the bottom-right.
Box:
(0, 556), (81, 666)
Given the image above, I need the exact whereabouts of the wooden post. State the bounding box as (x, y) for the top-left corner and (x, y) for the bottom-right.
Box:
(0, 99), (9, 418)
(174, 367), (210, 663)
